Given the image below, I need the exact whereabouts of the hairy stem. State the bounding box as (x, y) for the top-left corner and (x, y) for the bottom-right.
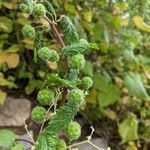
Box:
(45, 16), (65, 48)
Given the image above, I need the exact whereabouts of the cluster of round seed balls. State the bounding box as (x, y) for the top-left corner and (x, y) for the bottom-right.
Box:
(64, 121), (81, 141)
(21, 1), (94, 147)
(69, 54), (85, 70)
(20, 2), (46, 16)
(38, 47), (59, 62)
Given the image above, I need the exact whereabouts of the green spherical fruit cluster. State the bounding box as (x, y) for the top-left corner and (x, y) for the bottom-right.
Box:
(66, 89), (84, 104)
(20, 3), (32, 14)
(69, 54), (85, 70)
(38, 47), (59, 62)
(37, 89), (54, 105)
(56, 139), (67, 150)
(31, 106), (46, 123)
(22, 25), (35, 38)
(34, 4), (46, 17)
(65, 121), (81, 141)
(82, 77), (93, 89)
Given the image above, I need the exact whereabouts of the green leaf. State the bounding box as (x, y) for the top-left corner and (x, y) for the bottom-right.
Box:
(82, 61), (93, 77)
(60, 15), (79, 44)
(33, 31), (43, 63)
(118, 113), (138, 143)
(64, 3), (76, 15)
(124, 72), (149, 101)
(47, 100), (79, 133)
(0, 129), (18, 148)
(97, 84), (120, 107)
(42, 74), (74, 89)
(0, 17), (13, 33)
(123, 49), (138, 63)
(25, 79), (42, 95)
(62, 39), (89, 56)
(36, 100), (80, 149)
(94, 75), (120, 107)
(36, 132), (58, 150)
(5, 44), (20, 53)
(103, 29), (110, 44)
(43, 0), (56, 20)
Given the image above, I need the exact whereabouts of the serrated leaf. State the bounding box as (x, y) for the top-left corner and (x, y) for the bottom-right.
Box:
(118, 113), (138, 143)
(124, 72), (149, 101)
(43, 0), (56, 20)
(42, 74), (74, 88)
(94, 75), (120, 107)
(33, 31), (43, 63)
(0, 129), (18, 148)
(60, 15), (79, 44)
(62, 39), (89, 56)
(97, 84), (120, 107)
(36, 131), (57, 150)
(36, 100), (80, 149)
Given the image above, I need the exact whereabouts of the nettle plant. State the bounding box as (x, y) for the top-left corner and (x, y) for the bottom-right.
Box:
(9, 0), (102, 149)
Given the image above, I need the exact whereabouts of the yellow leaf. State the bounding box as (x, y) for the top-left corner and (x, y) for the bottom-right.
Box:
(0, 90), (7, 105)
(133, 16), (150, 32)
(126, 141), (137, 150)
(86, 88), (97, 105)
(5, 44), (20, 53)
(0, 52), (20, 68)
(46, 61), (58, 70)
(83, 11), (92, 22)
(104, 109), (117, 120)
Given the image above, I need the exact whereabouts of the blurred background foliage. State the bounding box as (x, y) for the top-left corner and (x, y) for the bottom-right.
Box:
(0, 0), (150, 149)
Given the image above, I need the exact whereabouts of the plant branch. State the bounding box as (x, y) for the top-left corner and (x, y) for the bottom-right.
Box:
(44, 16), (65, 48)
(24, 120), (35, 144)
(67, 126), (103, 150)
(15, 138), (35, 145)
(39, 89), (61, 133)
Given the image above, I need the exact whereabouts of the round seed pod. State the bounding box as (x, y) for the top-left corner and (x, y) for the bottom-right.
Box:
(65, 121), (81, 141)
(69, 54), (85, 70)
(20, 3), (32, 14)
(38, 47), (59, 62)
(22, 25), (35, 38)
(56, 139), (67, 150)
(31, 106), (46, 123)
(66, 89), (84, 104)
(37, 89), (54, 105)
(34, 3), (46, 17)
(82, 77), (93, 89)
